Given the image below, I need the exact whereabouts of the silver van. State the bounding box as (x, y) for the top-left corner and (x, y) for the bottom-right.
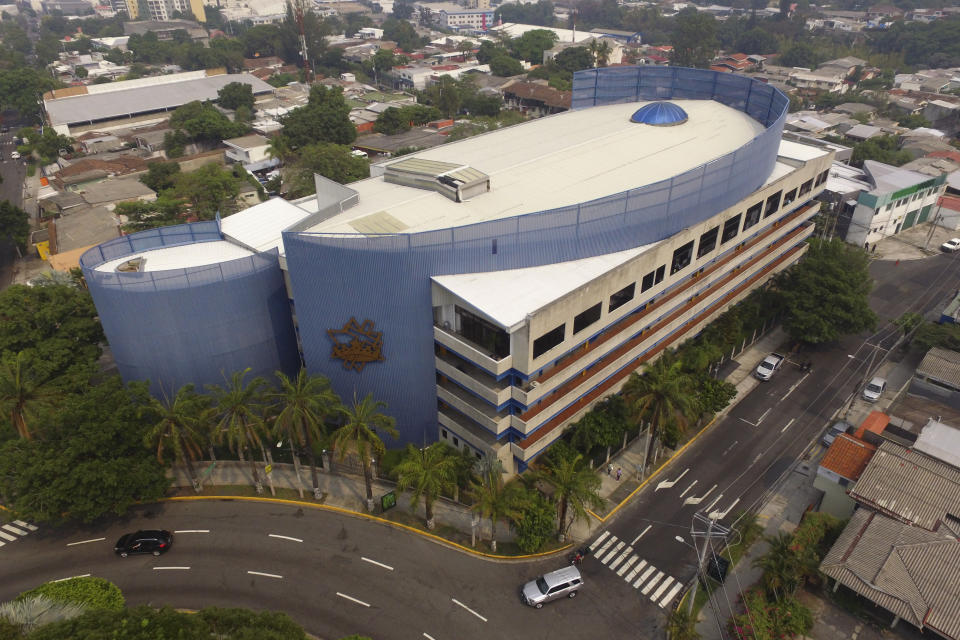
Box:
(522, 566), (583, 608)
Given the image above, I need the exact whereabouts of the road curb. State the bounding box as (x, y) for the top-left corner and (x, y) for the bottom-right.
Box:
(161, 495), (572, 562)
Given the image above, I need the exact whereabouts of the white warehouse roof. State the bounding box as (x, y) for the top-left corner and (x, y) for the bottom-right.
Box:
(45, 73), (274, 128)
(220, 198), (314, 253)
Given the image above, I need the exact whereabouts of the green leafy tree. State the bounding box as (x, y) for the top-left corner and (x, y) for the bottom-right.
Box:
(588, 38), (613, 67)
(270, 369), (340, 500)
(330, 393), (398, 511)
(554, 46), (595, 73)
(0, 351), (61, 441)
(670, 9), (718, 68)
(16, 577), (124, 611)
(0, 201), (30, 254)
(913, 321), (960, 352)
(536, 450), (603, 538)
(217, 81), (255, 111)
(169, 100), (249, 146)
(897, 113), (931, 129)
(850, 135), (913, 167)
(495, 0), (555, 27)
(373, 106), (411, 135)
(286, 142), (369, 198)
(172, 162), (242, 219)
(622, 351), (698, 466)
(510, 28), (559, 63)
(753, 532), (802, 600)
(142, 383), (209, 493)
(490, 54), (524, 77)
(469, 459), (521, 552)
(208, 369), (270, 495)
(140, 161), (182, 193)
(735, 27), (778, 55)
(394, 442), (457, 529)
(779, 41), (818, 68)
(0, 67), (57, 122)
(0, 377), (170, 524)
(278, 85), (356, 149)
(118, 195), (186, 232)
(512, 489), (556, 553)
(382, 17), (424, 52)
(773, 238), (877, 344)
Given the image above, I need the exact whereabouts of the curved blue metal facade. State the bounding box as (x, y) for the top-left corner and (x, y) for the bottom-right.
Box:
(284, 67), (789, 446)
(81, 222), (300, 395)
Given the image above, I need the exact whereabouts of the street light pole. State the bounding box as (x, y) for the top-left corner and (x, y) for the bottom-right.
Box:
(688, 517), (714, 614)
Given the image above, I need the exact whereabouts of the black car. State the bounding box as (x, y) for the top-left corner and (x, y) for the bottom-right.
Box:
(114, 530), (173, 557)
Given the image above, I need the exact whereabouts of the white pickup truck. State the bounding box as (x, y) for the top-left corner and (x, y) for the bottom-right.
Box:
(755, 353), (785, 381)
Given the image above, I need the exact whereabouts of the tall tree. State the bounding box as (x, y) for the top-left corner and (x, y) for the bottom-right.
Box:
(753, 532), (801, 600)
(0, 200), (31, 254)
(0, 351), (61, 440)
(622, 351), (698, 467)
(329, 392), (397, 511)
(670, 9), (718, 68)
(270, 369), (340, 500)
(536, 451), (603, 539)
(142, 384), (209, 492)
(468, 459), (521, 552)
(216, 81), (255, 111)
(208, 369), (269, 495)
(278, 85), (356, 149)
(285, 142), (369, 198)
(394, 442), (457, 529)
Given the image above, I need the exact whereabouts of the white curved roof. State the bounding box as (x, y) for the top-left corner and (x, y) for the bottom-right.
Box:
(95, 241), (253, 273)
(305, 99), (765, 236)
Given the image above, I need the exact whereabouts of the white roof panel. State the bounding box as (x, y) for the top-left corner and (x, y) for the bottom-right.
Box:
(95, 241), (253, 273)
(307, 100), (765, 236)
(220, 198), (313, 253)
(432, 244), (654, 330)
(778, 138), (830, 162)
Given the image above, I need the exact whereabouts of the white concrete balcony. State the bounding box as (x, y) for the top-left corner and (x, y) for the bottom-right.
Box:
(435, 354), (512, 408)
(433, 325), (513, 377)
(436, 379), (510, 435)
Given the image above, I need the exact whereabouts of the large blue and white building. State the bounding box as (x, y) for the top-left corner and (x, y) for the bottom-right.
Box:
(82, 67), (833, 474)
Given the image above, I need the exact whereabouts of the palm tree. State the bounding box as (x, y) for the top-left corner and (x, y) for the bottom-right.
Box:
(142, 383), (208, 493)
(330, 392), (398, 511)
(469, 459), (521, 552)
(394, 442), (457, 529)
(752, 532), (801, 600)
(0, 351), (61, 440)
(622, 351), (698, 469)
(0, 595), (87, 634)
(536, 451), (603, 540)
(270, 369), (340, 500)
(588, 39), (613, 67)
(208, 369), (270, 494)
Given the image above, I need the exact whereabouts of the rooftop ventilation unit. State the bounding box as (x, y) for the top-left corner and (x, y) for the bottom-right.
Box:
(383, 157), (490, 203)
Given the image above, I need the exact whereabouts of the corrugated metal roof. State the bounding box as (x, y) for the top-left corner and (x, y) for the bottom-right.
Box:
(850, 441), (960, 531)
(821, 509), (960, 639)
(388, 157), (462, 177)
(917, 346), (960, 391)
(220, 197), (312, 253)
(45, 74), (274, 127)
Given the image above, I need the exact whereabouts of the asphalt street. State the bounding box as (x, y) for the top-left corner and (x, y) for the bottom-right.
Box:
(0, 128), (26, 288)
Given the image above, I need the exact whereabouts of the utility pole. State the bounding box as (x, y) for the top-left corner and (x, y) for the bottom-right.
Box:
(688, 512), (729, 615)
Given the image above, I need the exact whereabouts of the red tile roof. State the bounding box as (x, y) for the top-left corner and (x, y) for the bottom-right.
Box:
(821, 434), (877, 480)
(855, 411), (889, 440)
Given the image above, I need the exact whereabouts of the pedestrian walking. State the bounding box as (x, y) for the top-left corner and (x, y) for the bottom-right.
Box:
(607, 463), (613, 476)
(616, 467), (622, 481)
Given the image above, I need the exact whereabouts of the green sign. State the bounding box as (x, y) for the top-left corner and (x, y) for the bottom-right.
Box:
(201, 462), (217, 478)
(381, 491), (397, 512)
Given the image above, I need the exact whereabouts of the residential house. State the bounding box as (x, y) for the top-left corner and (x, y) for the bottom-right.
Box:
(223, 134), (272, 166)
(501, 80), (571, 117)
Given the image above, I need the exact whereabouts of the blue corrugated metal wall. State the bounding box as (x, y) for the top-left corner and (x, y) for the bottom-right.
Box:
(285, 67), (789, 447)
(82, 222), (300, 396)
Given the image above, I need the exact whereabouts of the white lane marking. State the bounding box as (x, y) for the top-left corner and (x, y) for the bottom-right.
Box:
(361, 557), (394, 571)
(53, 574), (90, 582)
(608, 546), (633, 570)
(642, 571), (665, 595)
(634, 565), (656, 589)
(268, 534), (303, 543)
(660, 582), (684, 608)
(780, 418), (796, 433)
(451, 598), (487, 622)
(704, 493), (723, 513)
(0, 541), (5, 547)
(739, 417), (758, 427)
(782, 373), (809, 400)
(651, 576), (675, 601)
(67, 538), (106, 546)
(423, 634), (437, 640)
(595, 535), (617, 557)
(153, 566), (191, 570)
(683, 484), (717, 506)
(174, 529), (209, 533)
(0, 530), (16, 541)
(601, 541), (624, 565)
(2, 524), (28, 535)
(709, 498), (741, 521)
(588, 531), (610, 552)
(756, 408), (771, 425)
(247, 571), (283, 579)
(336, 592), (370, 607)
(625, 559), (647, 582)
(722, 440), (739, 456)
(13, 521), (37, 531)
(631, 525), (652, 546)
(655, 468), (689, 491)
(678, 480), (698, 498)
(617, 555), (639, 577)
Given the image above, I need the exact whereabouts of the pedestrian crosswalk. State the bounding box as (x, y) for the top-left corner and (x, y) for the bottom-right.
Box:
(588, 530), (684, 609)
(0, 520), (38, 547)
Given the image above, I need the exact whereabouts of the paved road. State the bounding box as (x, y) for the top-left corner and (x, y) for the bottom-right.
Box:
(580, 251), (960, 634)
(0, 129), (26, 288)
(1, 500), (642, 640)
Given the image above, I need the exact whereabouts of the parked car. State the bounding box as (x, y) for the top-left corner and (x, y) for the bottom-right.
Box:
(754, 353), (784, 381)
(522, 566), (582, 608)
(941, 238), (960, 253)
(114, 530), (173, 557)
(862, 377), (887, 402)
(9, 151), (20, 160)
(821, 420), (852, 447)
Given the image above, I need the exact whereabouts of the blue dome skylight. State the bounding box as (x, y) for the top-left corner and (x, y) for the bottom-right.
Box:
(630, 101), (689, 126)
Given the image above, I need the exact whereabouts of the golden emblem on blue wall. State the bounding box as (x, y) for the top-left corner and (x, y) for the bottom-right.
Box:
(328, 317), (385, 372)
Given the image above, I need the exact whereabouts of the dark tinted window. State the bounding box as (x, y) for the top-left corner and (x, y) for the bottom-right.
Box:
(654, 265), (665, 284)
(697, 226), (719, 258)
(783, 188), (797, 206)
(743, 201), (762, 231)
(799, 179), (813, 195)
(573, 302), (602, 334)
(641, 271), (655, 292)
(721, 214), (741, 244)
(608, 283), (635, 312)
(457, 306), (509, 359)
(533, 324), (565, 359)
(670, 240), (694, 275)
(764, 191), (781, 218)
